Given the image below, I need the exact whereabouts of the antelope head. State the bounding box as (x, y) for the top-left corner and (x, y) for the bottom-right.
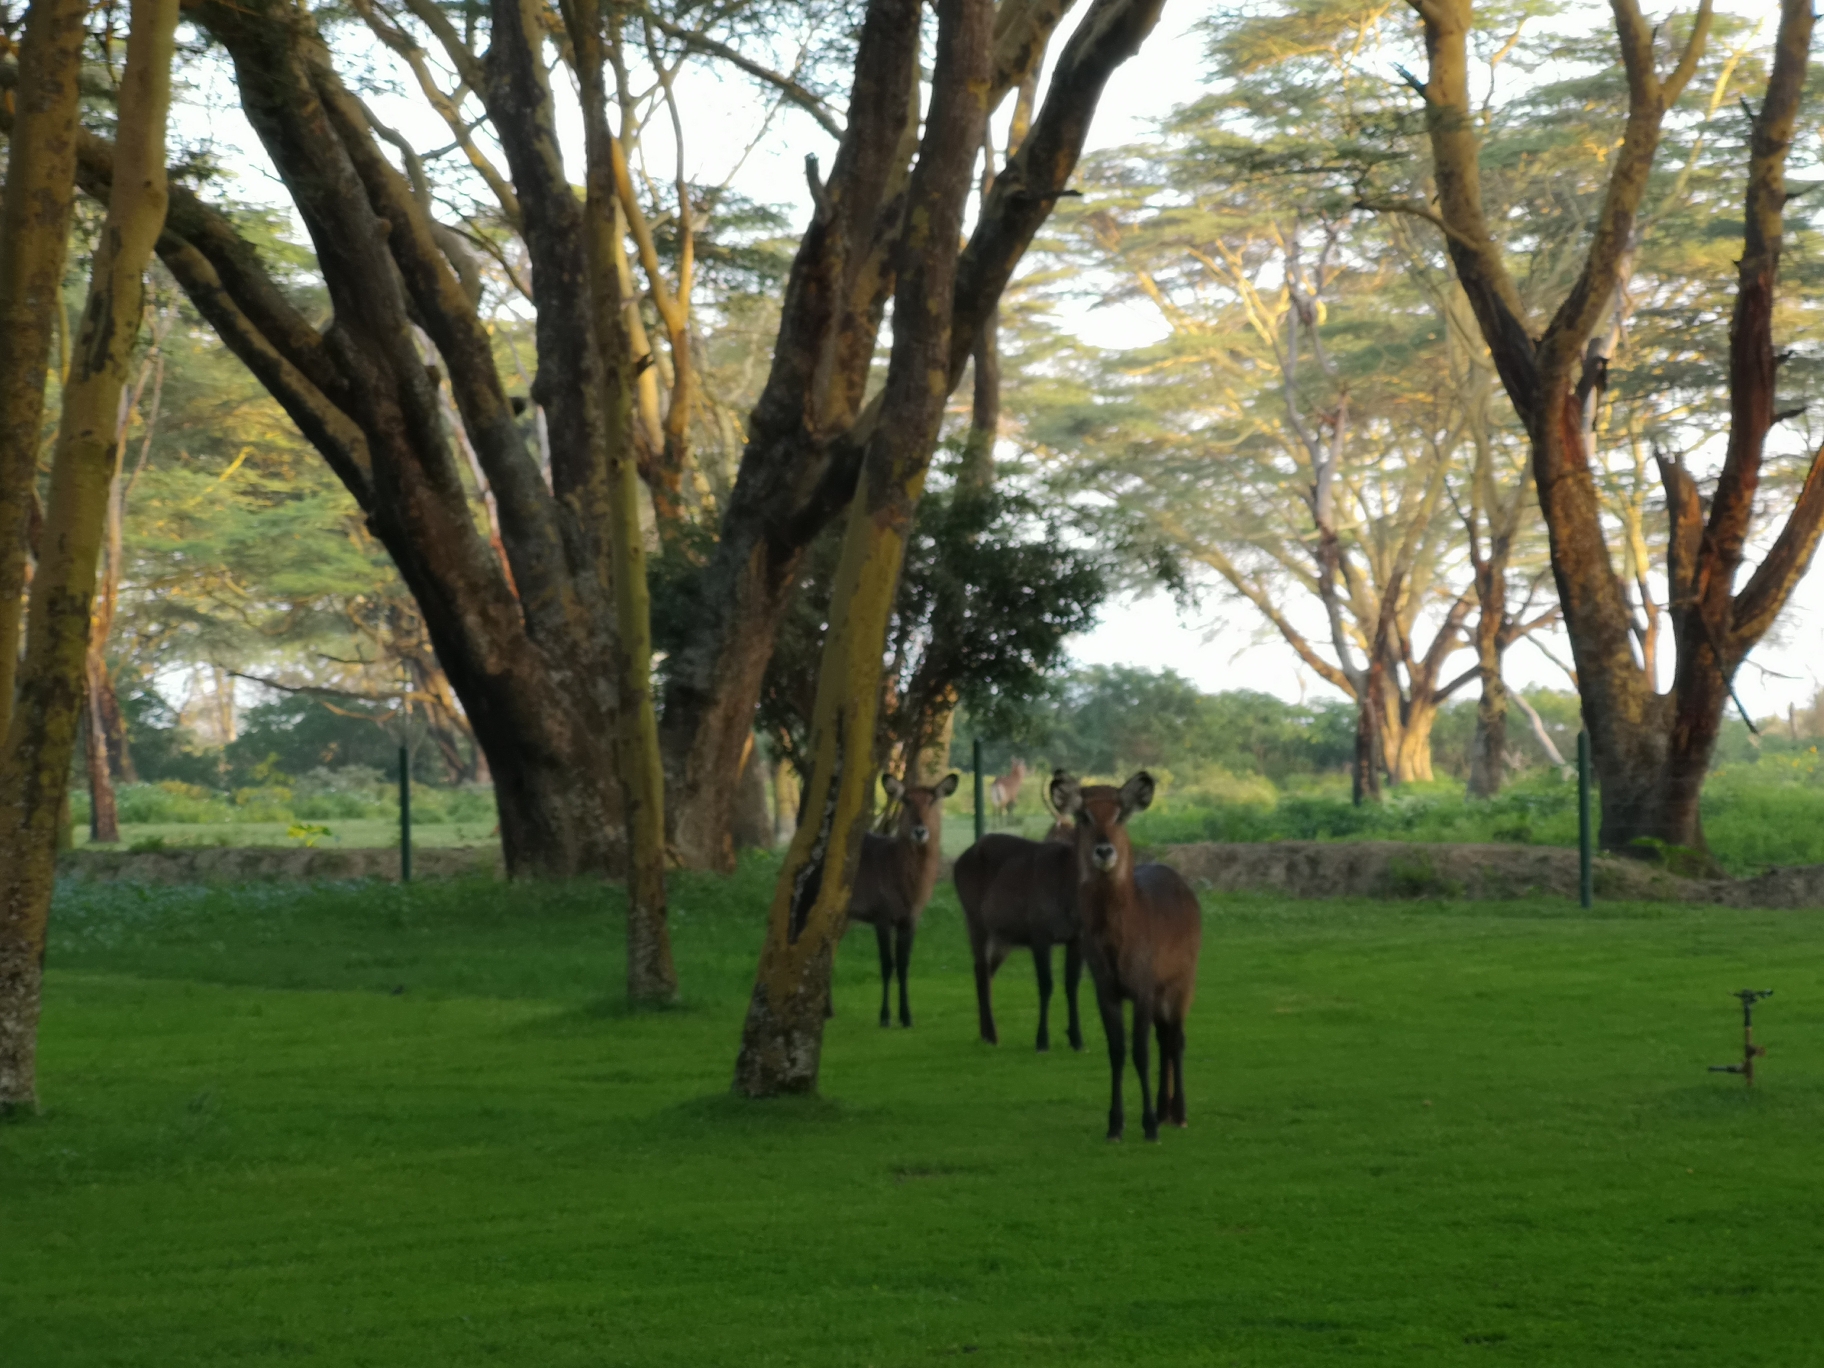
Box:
(882, 772), (960, 848)
(1051, 770), (1155, 877)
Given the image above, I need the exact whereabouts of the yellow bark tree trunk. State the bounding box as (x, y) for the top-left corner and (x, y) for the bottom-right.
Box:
(733, 0), (993, 1097)
(0, 0), (90, 741)
(569, 0), (677, 1004)
(0, 0), (179, 1111)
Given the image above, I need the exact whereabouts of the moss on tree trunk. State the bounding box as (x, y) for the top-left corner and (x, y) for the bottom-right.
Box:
(0, 0), (179, 1111)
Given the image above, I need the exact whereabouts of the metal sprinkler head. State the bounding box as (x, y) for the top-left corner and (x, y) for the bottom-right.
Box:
(1709, 989), (1773, 1086)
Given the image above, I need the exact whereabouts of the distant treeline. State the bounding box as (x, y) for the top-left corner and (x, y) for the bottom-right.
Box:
(955, 666), (1812, 792)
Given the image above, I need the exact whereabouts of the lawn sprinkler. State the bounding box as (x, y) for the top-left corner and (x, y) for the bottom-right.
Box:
(1709, 989), (1773, 1087)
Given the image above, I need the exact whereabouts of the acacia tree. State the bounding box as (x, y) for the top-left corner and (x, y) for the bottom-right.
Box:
(1409, 0), (1824, 855)
(659, 0), (1169, 869)
(1039, 174), (1493, 788)
(0, 0), (180, 1111)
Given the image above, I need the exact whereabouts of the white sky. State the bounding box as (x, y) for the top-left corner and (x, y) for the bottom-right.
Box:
(170, 0), (1824, 721)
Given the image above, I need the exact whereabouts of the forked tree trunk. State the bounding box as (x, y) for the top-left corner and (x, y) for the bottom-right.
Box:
(0, 0), (90, 740)
(734, 0), (993, 1097)
(1413, 0), (1824, 857)
(663, 0), (1162, 871)
(82, 0), (636, 879)
(0, 0), (179, 1112)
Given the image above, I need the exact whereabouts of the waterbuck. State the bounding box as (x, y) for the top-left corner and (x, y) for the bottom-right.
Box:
(846, 772), (958, 1028)
(987, 758), (1028, 824)
(1051, 770), (1202, 1142)
(953, 822), (1083, 1051)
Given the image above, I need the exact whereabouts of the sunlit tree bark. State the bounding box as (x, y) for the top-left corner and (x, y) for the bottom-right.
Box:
(0, 0), (179, 1111)
(734, 0), (994, 1097)
(0, 0), (89, 740)
(568, 0), (678, 1003)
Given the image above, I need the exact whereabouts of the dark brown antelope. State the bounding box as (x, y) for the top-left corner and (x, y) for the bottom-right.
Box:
(845, 772), (958, 1028)
(1051, 770), (1202, 1142)
(953, 819), (1082, 1052)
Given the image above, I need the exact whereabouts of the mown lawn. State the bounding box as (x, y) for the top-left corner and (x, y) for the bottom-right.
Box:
(3, 861), (1820, 1366)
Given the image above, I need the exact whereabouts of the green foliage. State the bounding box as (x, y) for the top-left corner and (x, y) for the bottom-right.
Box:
(960, 666), (1354, 784)
(8, 872), (1823, 1362)
(758, 477), (1108, 774)
(69, 768), (494, 831)
(1122, 757), (1824, 878)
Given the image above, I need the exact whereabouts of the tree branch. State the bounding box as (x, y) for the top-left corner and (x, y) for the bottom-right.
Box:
(643, 12), (843, 138)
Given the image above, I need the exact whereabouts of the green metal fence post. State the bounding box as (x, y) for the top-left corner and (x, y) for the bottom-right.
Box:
(973, 737), (985, 845)
(399, 742), (412, 885)
(1577, 730), (1592, 909)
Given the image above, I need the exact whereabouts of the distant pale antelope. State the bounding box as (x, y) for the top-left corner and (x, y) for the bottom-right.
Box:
(845, 772), (958, 1028)
(1051, 770), (1202, 1142)
(987, 758), (1028, 824)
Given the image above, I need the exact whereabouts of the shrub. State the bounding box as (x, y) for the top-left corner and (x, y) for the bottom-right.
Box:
(114, 782), (236, 824)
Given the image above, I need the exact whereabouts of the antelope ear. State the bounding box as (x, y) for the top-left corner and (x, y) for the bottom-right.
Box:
(1118, 771), (1155, 820)
(881, 774), (905, 801)
(1050, 769), (1082, 816)
(936, 773), (960, 797)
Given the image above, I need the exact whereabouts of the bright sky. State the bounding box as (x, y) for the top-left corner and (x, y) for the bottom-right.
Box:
(172, 0), (1824, 722)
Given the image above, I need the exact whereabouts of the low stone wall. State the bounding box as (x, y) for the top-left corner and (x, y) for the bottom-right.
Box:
(1155, 840), (1824, 910)
(58, 845), (503, 885)
(53, 837), (1824, 910)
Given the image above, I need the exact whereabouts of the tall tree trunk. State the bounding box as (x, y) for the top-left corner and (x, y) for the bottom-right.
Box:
(1423, 0), (1677, 832)
(83, 655), (119, 842)
(1406, 0), (1806, 855)
(661, 0), (1160, 871)
(0, 0), (178, 1111)
(95, 665), (135, 782)
(1466, 560), (1509, 798)
(1386, 695), (1439, 784)
(659, 0), (926, 874)
(570, 0), (678, 1004)
(100, 0), (634, 879)
(734, 0), (992, 1097)
(0, 0), (89, 741)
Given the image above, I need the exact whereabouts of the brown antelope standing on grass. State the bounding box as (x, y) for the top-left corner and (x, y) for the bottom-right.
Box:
(953, 819), (1082, 1052)
(1051, 770), (1202, 1142)
(846, 772), (958, 1028)
(987, 759), (1028, 824)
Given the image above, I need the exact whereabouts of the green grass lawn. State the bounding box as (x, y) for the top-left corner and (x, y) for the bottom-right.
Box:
(4, 861), (1821, 1365)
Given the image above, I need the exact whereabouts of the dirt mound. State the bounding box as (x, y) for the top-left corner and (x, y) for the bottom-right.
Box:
(1715, 863), (1824, 910)
(59, 845), (503, 885)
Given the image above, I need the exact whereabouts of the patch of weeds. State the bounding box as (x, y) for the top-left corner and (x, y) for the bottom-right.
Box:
(1379, 852), (1464, 899)
(1628, 836), (1716, 879)
(128, 835), (169, 853)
